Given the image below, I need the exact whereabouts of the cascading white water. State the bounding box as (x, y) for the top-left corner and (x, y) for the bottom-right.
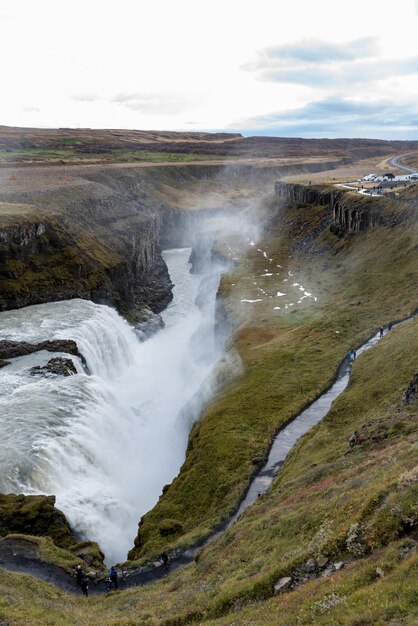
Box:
(0, 248), (225, 564)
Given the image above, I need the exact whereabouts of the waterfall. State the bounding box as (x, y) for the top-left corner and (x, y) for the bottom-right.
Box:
(0, 248), (226, 564)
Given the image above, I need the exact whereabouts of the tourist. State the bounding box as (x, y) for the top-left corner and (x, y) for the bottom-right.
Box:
(80, 576), (89, 597)
(75, 564), (84, 586)
(108, 566), (118, 590)
(379, 326), (384, 338)
(161, 552), (170, 570)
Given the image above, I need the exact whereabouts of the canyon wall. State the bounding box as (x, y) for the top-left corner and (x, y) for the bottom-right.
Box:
(0, 163), (292, 316)
(274, 181), (387, 235)
(0, 163), (386, 319)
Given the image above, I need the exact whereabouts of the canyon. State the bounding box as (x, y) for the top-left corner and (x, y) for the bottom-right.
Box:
(0, 131), (418, 626)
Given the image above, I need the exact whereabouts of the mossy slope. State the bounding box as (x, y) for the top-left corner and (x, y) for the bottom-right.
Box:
(0, 302), (417, 624)
(0, 495), (76, 549)
(128, 190), (418, 561)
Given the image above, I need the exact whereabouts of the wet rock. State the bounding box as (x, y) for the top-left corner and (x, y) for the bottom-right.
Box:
(0, 339), (85, 363)
(317, 555), (329, 568)
(376, 567), (385, 578)
(134, 308), (165, 341)
(304, 558), (317, 573)
(31, 357), (77, 377)
(0, 359), (10, 369)
(334, 561), (345, 571)
(321, 565), (334, 577)
(273, 576), (292, 594)
(403, 372), (418, 404)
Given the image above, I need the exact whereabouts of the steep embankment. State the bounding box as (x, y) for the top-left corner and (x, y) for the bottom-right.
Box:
(127, 180), (418, 562)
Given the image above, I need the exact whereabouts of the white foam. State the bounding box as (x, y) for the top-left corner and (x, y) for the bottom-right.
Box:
(0, 249), (227, 565)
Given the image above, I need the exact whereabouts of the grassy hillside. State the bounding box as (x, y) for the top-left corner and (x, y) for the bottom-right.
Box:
(0, 184), (417, 625)
(128, 187), (418, 561)
(1, 275), (417, 625)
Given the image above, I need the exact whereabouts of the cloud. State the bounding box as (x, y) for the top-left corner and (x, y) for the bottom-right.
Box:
(69, 91), (202, 115)
(111, 92), (200, 115)
(244, 37), (378, 70)
(235, 97), (418, 138)
(259, 56), (418, 86)
(243, 37), (418, 88)
(22, 106), (40, 113)
(71, 94), (102, 102)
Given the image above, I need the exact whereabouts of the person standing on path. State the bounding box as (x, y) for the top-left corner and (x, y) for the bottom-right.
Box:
(379, 326), (384, 338)
(75, 565), (84, 587)
(108, 566), (118, 590)
(80, 576), (89, 597)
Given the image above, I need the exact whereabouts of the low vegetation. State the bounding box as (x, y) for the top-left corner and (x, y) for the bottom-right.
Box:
(0, 495), (76, 549)
(1, 177), (418, 624)
(129, 188), (418, 561)
(0, 148), (223, 166)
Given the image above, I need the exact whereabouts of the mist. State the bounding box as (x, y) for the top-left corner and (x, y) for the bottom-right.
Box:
(0, 243), (238, 564)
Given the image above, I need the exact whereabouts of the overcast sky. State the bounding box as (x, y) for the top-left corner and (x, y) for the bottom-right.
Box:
(1, 0), (418, 138)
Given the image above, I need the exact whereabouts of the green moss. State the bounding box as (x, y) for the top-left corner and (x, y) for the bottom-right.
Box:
(1, 182), (418, 625)
(70, 541), (106, 570)
(129, 193), (418, 561)
(0, 495), (76, 549)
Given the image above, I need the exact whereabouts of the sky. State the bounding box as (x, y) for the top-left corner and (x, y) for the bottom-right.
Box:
(1, 0), (418, 139)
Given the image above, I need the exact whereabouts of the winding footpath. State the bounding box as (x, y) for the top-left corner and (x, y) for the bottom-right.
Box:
(0, 315), (415, 596)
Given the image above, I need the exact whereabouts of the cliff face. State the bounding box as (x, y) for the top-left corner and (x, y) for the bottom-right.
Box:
(0, 163), (284, 316)
(274, 181), (387, 236)
(1, 164), (384, 317)
(0, 173), (176, 316)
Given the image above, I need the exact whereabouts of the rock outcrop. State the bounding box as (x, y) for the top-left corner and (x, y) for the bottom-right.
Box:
(403, 372), (418, 404)
(0, 339), (85, 363)
(0, 494), (77, 549)
(274, 182), (387, 236)
(30, 357), (77, 377)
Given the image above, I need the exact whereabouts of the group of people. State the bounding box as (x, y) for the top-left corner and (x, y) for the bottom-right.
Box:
(75, 564), (119, 596)
(75, 553), (171, 596)
(379, 322), (393, 338)
(348, 322), (394, 362)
